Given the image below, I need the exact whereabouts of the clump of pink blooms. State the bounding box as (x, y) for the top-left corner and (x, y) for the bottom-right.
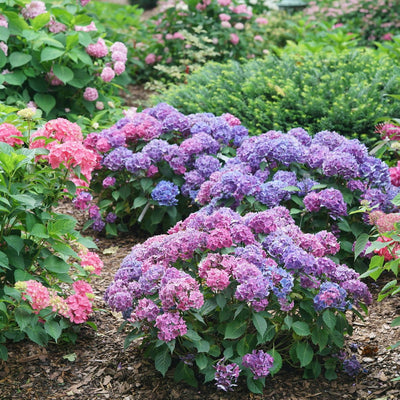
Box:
(21, 1), (46, 19)
(29, 118), (99, 191)
(0, 123), (24, 146)
(15, 278), (95, 324)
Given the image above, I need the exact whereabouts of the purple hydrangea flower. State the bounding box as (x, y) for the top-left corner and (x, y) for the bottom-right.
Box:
(72, 191), (92, 210)
(342, 355), (361, 377)
(102, 176), (116, 188)
(242, 350), (274, 379)
(214, 359), (240, 392)
(105, 212), (117, 223)
(313, 281), (348, 312)
(102, 147), (134, 171)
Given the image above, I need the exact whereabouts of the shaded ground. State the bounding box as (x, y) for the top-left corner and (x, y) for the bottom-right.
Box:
(1, 203), (400, 400)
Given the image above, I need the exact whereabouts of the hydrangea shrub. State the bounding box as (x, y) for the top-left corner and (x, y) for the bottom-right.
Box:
(105, 206), (371, 392)
(0, 0), (137, 124)
(0, 110), (102, 360)
(195, 127), (400, 271)
(80, 103), (249, 235)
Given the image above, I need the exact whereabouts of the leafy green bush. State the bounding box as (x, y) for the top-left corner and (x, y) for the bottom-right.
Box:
(127, 0), (273, 88)
(0, 0), (138, 126)
(155, 48), (400, 146)
(304, 0), (400, 45)
(0, 106), (101, 360)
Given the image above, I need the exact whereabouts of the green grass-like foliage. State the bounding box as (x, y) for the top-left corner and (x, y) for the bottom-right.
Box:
(155, 48), (400, 146)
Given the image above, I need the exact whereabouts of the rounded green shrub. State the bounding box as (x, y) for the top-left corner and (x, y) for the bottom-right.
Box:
(155, 48), (400, 146)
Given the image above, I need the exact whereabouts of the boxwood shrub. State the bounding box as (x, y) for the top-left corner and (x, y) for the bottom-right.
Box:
(155, 48), (400, 146)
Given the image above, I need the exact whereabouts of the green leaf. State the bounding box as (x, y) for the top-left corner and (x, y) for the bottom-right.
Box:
(391, 316), (400, 327)
(133, 196), (148, 209)
(31, 12), (50, 30)
(0, 26), (10, 42)
(0, 251), (9, 268)
(194, 340), (210, 353)
(354, 233), (370, 259)
(246, 375), (264, 394)
(4, 235), (24, 255)
(53, 64), (74, 84)
(0, 344), (8, 361)
(40, 47), (65, 62)
(30, 223), (49, 239)
(43, 255), (71, 274)
(267, 349), (282, 376)
(4, 71), (26, 86)
(322, 309), (336, 330)
(296, 341), (314, 367)
(174, 361), (198, 387)
(34, 93), (56, 115)
(48, 216), (76, 236)
(292, 321), (311, 337)
(140, 178), (153, 192)
(184, 329), (202, 342)
(63, 352), (77, 362)
(252, 313), (267, 337)
(44, 320), (62, 342)
(154, 347), (171, 377)
(224, 320), (247, 339)
(0, 48), (6, 69)
(195, 353), (209, 370)
(15, 307), (36, 331)
(311, 327), (329, 351)
(9, 52), (32, 68)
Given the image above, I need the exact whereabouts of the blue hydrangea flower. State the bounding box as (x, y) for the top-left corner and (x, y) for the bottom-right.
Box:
(151, 180), (180, 206)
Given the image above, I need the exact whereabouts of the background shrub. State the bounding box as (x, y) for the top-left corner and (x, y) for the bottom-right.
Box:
(154, 48), (400, 147)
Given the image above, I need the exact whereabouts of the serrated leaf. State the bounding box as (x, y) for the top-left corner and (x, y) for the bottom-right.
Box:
(224, 320), (247, 339)
(31, 12), (50, 30)
(296, 341), (313, 367)
(292, 321), (311, 336)
(174, 361), (198, 387)
(30, 223), (49, 238)
(34, 93), (56, 115)
(252, 313), (267, 337)
(9, 52), (32, 68)
(4, 235), (24, 255)
(354, 233), (370, 259)
(0, 344), (8, 361)
(53, 64), (74, 84)
(322, 309), (336, 330)
(154, 347), (171, 377)
(41, 47), (65, 62)
(267, 349), (282, 376)
(133, 196), (148, 209)
(44, 320), (62, 342)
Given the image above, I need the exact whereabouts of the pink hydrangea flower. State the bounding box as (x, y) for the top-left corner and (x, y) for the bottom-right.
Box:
(219, 13), (231, 21)
(217, 0), (231, 5)
(66, 293), (93, 323)
(0, 123), (24, 146)
(155, 312), (187, 342)
(96, 101), (104, 110)
(46, 68), (64, 86)
(75, 21), (97, 32)
(46, 141), (98, 182)
(30, 118), (83, 149)
(20, 280), (50, 313)
(145, 53), (157, 65)
(255, 17), (268, 25)
(0, 15), (8, 28)
(79, 0), (91, 6)
(48, 17), (66, 33)
(389, 162), (400, 186)
(230, 33), (240, 45)
(205, 268), (230, 292)
(0, 42), (7, 56)
(83, 87), (99, 101)
(73, 280), (93, 295)
(86, 38), (108, 58)
(21, 1), (46, 19)
(113, 61), (125, 75)
(234, 22), (244, 30)
(221, 21), (232, 28)
(79, 251), (103, 275)
(254, 35), (263, 42)
(100, 66), (115, 82)
(172, 32), (185, 40)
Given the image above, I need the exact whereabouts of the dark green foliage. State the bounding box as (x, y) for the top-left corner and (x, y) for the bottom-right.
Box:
(155, 48), (400, 146)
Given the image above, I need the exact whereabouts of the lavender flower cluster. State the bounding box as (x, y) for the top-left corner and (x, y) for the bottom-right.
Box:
(105, 205), (372, 383)
(196, 128), (400, 219)
(82, 103), (249, 230)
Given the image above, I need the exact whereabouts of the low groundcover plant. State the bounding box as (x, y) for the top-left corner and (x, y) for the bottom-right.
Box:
(105, 205), (371, 393)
